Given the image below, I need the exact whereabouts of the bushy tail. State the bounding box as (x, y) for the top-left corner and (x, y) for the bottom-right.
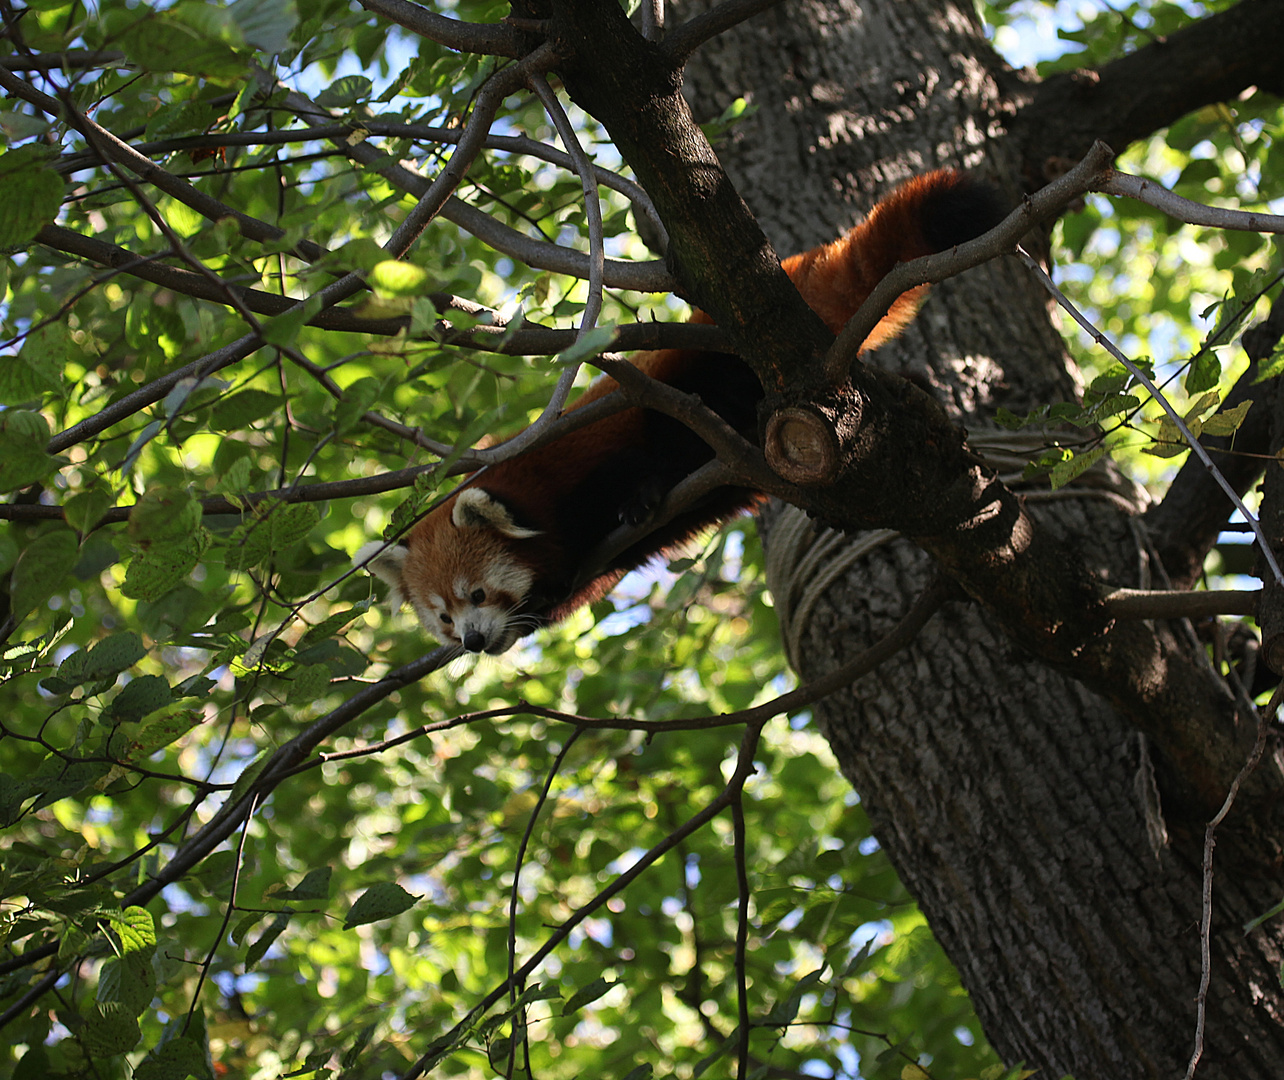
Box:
(782, 170), (1006, 351)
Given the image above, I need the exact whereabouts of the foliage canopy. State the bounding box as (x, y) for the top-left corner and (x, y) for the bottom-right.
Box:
(0, 0), (1280, 1078)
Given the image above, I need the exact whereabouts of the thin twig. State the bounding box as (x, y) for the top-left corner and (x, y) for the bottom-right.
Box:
(400, 714), (772, 1080)
(506, 729), (584, 1077)
(732, 795), (751, 1080)
(269, 80), (675, 292)
(1016, 246), (1284, 588)
(1184, 681), (1284, 1080)
(529, 74), (605, 336)
(185, 793), (261, 1032)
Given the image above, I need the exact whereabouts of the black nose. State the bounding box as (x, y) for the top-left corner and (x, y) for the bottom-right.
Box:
(463, 630), (486, 652)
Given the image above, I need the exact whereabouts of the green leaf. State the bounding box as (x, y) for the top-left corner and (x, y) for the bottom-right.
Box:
(244, 910), (290, 969)
(1184, 349), (1221, 395)
(285, 662), (332, 704)
(116, 4), (247, 76)
(64, 486), (115, 534)
(343, 882), (419, 929)
(84, 632), (147, 681)
(108, 675), (173, 722)
(81, 1001), (142, 1057)
(1048, 446), (1108, 491)
(133, 1036), (211, 1080)
(220, 502), (319, 571)
(209, 389), (280, 431)
(0, 409), (57, 491)
(1201, 398), (1253, 437)
(123, 531), (210, 601)
(0, 146), (64, 249)
(277, 866), (333, 902)
(129, 488), (204, 543)
(562, 975), (615, 1015)
(296, 602), (368, 651)
(9, 529), (78, 622)
(1243, 896), (1284, 935)
(227, 751), (269, 809)
(332, 376), (385, 435)
(0, 323), (66, 402)
(316, 75), (373, 108)
(558, 324), (619, 365)
(129, 708), (203, 759)
(260, 293), (324, 346)
(1255, 339), (1284, 384)
(230, 0), (299, 55)
(97, 951), (157, 1016)
(104, 905), (157, 954)
(369, 258), (432, 298)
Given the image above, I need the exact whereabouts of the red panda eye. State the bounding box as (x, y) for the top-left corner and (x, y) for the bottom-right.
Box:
(440, 614), (453, 625)
(470, 588), (485, 604)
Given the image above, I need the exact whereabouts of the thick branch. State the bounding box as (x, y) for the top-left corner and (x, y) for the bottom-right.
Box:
(1010, 0), (1284, 177)
(549, 0), (834, 396)
(537, 0), (1267, 811)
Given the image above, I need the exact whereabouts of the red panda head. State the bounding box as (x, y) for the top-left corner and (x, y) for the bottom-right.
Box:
(355, 488), (540, 655)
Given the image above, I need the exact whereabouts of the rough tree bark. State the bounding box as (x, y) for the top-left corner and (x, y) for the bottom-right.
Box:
(672, 1), (1284, 1077)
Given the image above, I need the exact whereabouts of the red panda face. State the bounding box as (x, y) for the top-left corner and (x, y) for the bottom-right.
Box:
(356, 488), (540, 655)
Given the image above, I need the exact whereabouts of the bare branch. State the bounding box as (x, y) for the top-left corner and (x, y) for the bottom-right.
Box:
(356, 0), (524, 56)
(1099, 170), (1284, 233)
(824, 141), (1117, 382)
(529, 74), (605, 335)
(1102, 588), (1261, 620)
(663, 0), (785, 64)
(639, 0), (664, 42)
(0, 49), (126, 70)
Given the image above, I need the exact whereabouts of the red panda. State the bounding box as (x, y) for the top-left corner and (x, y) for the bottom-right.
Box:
(357, 169), (1005, 654)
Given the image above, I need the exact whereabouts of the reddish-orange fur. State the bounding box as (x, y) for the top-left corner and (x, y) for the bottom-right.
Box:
(359, 169), (1004, 653)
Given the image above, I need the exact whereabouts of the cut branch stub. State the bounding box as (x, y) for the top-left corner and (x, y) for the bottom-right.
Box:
(765, 405), (843, 484)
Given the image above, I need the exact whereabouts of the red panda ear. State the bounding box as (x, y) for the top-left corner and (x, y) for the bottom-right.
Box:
(452, 488), (541, 539)
(354, 540), (408, 608)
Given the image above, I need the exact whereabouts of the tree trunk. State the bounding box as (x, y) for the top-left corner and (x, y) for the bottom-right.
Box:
(679, 1), (1284, 1076)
